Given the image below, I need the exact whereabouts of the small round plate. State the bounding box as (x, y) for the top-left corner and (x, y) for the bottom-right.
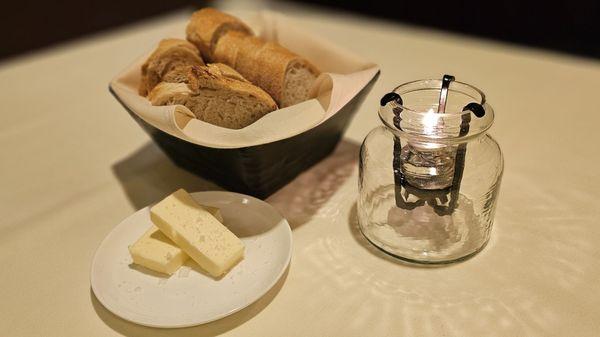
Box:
(91, 191), (292, 328)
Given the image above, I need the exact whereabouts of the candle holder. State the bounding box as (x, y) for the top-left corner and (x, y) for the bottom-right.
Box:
(358, 75), (503, 264)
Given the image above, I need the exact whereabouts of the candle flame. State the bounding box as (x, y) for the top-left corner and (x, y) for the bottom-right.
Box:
(423, 108), (437, 135)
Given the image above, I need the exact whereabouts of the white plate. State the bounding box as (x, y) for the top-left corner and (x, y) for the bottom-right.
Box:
(91, 191), (292, 328)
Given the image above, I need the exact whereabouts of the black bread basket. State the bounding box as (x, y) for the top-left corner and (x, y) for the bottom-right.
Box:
(110, 72), (377, 199)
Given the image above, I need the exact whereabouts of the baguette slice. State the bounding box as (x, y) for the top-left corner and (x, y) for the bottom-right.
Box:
(147, 82), (191, 106)
(139, 39), (205, 96)
(148, 64), (278, 129)
(186, 8), (253, 60)
(213, 31), (319, 108)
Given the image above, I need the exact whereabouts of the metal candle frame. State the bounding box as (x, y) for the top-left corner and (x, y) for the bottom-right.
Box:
(380, 75), (485, 216)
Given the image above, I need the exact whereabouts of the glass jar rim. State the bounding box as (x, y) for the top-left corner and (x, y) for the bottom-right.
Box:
(379, 78), (494, 141)
(392, 79), (487, 114)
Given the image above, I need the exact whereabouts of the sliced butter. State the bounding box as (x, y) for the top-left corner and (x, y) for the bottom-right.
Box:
(150, 189), (244, 278)
(128, 205), (223, 275)
(128, 227), (188, 275)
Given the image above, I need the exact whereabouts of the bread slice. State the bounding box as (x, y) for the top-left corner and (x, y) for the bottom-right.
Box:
(213, 31), (319, 108)
(186, 8), (253, 61)
(139, 39), (205, 96)
(147, 82), (191, 106)
(148, 64), (278, 129)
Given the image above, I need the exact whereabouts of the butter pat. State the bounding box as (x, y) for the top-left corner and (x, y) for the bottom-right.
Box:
(128, 227), (187, 275)
(150, 189), (244, 277)
(129, 206), (223, 275)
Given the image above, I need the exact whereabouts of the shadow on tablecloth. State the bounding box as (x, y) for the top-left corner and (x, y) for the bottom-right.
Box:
(112, 139), (360, 229)
(267, 139), (360, 229)
(112, 142), (224, 210)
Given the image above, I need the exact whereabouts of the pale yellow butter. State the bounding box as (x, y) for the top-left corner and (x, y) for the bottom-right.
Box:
(128, 204), (223, 275)
(128, 227), (188, 275)
(150, 189), (244, 277)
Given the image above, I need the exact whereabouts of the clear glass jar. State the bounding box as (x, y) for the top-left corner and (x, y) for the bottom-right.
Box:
(358, 78), (503, 263)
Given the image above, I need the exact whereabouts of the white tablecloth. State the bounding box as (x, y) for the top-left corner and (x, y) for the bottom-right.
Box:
(1, 2), (599, 336)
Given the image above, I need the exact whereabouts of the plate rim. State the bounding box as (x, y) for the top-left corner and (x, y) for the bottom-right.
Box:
(90, 190), (293, 328)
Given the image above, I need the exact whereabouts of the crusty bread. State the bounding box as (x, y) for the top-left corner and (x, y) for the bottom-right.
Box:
(210, 62), (249, 82)
(147, 82), (191, 106)
(212, 31), (319, 108)
(148, 64), (278, 129)
(139, 39), (205, 96)
(186, 8), (320, 108)
(185, 8), (253, 60)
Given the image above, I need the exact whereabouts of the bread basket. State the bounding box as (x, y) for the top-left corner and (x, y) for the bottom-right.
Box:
(109, 11), (379, 198)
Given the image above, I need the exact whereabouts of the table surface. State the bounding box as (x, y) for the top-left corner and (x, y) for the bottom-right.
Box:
(2, 1), (600, 336)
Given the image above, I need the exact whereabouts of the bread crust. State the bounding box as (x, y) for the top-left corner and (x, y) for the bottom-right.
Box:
(139, 39), (205, 96)
(210, 63), (249, 82)
(144, 8), (319, 124)
(187, 64), (276, 108)
(213, 31), (319, 107)
(186, 8), (252, 60)
(185, 8), (319, 107)
(148, 64), (278, 129)
(147, 82), (192, 105)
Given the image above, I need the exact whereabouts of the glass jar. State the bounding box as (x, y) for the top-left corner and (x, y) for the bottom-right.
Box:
(358, 77), (503, 264)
